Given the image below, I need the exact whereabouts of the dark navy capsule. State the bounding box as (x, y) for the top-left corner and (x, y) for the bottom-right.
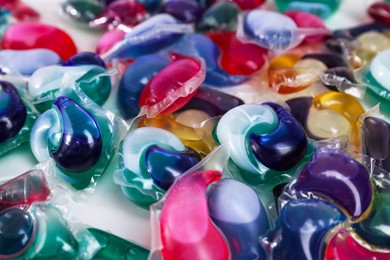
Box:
(178, 87), (244, 117)
(145, 145), (201, 190)
(249, 102), (307, 171)
(51, 96), (102, 173)
(63, 51), (106, 68)
(362, 116), (390, 172)
(0, 207), (35, 257)
(0, 81), (27, 144)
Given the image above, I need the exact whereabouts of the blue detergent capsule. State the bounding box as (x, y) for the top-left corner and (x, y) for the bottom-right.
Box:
(263, 199), (346, 260)
(208, 179), (270, 259)
(0, 207), (35, 258)
(103, 14), (193, 59)
(241, 10), (301, 51)
(0, 49), (61, 76)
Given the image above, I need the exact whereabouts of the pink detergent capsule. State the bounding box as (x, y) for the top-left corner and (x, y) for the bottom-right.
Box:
(139, 53), (205, 117)
(0, 0), (40, 21)
(96, 29), (126, 55)
(227, 0), (266, 10)
(284, 11), (328, 43)
(1, 22), (77, 60)
(159, 170), (230, 260)
(0, 170), (50, 211)
(207, 31), (268, 75)
(325, 228), (390, 260)
(89, 0), (147, 30)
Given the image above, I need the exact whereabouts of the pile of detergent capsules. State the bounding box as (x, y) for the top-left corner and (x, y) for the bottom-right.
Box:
(1, 0), (390, 259)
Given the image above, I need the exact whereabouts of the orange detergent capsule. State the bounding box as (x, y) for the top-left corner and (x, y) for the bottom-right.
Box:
(268, 53), (327, 93)
(313, 92), (365, 146)
(138, 114), (215, 156)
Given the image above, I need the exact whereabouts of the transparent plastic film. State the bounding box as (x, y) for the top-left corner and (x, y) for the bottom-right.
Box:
(29, 84), (128, 201)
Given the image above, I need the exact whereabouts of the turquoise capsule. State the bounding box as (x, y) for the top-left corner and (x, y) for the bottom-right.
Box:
(275, 0), (342, 19)
(30, 87), (118, 190)
(29, 65), (111, 112)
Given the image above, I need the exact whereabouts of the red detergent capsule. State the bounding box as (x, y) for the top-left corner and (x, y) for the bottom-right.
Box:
(89, 0), (147, 30)
(1, 22), (77, 60)
(368, 2), (390, 25)
(0, 0), (40, 21)
(284, 11), (327, 43)
(139, 53), (205, 117)
(96, 29), (126, 55)
(325, 228), (390, 260)
(226, 0), (266, 11)
(0, 170), (50, 212)
(159, 170), (229, 260)
(207, 31), (267, 75)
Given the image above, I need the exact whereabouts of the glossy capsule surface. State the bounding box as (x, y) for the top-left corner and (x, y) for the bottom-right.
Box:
(263, 199), (346, 260)
(139, 53), (204, 117)
(50, 96), (103, 173)
(0, 207), (35, 258)
(208, 179), (270, 259)
(1, 22), (77, 60)
(288, 151), (373, 220)
(116, 127), (201, 207)
(242, 10), (299, 50)
(159, 170), (229, 260)
(0, 170), (50, 211)
(361, 117), (390, 172)
(118, 54), (170, 119)
(275, 0), (342, 19)
(0, 81), (27, 144)
(186, 34), (248, 87)
(89, 0), (147, 30)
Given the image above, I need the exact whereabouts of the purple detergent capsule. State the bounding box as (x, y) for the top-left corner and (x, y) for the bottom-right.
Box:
(287, 151), (373, 220)
(160, 0), (204, 23)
